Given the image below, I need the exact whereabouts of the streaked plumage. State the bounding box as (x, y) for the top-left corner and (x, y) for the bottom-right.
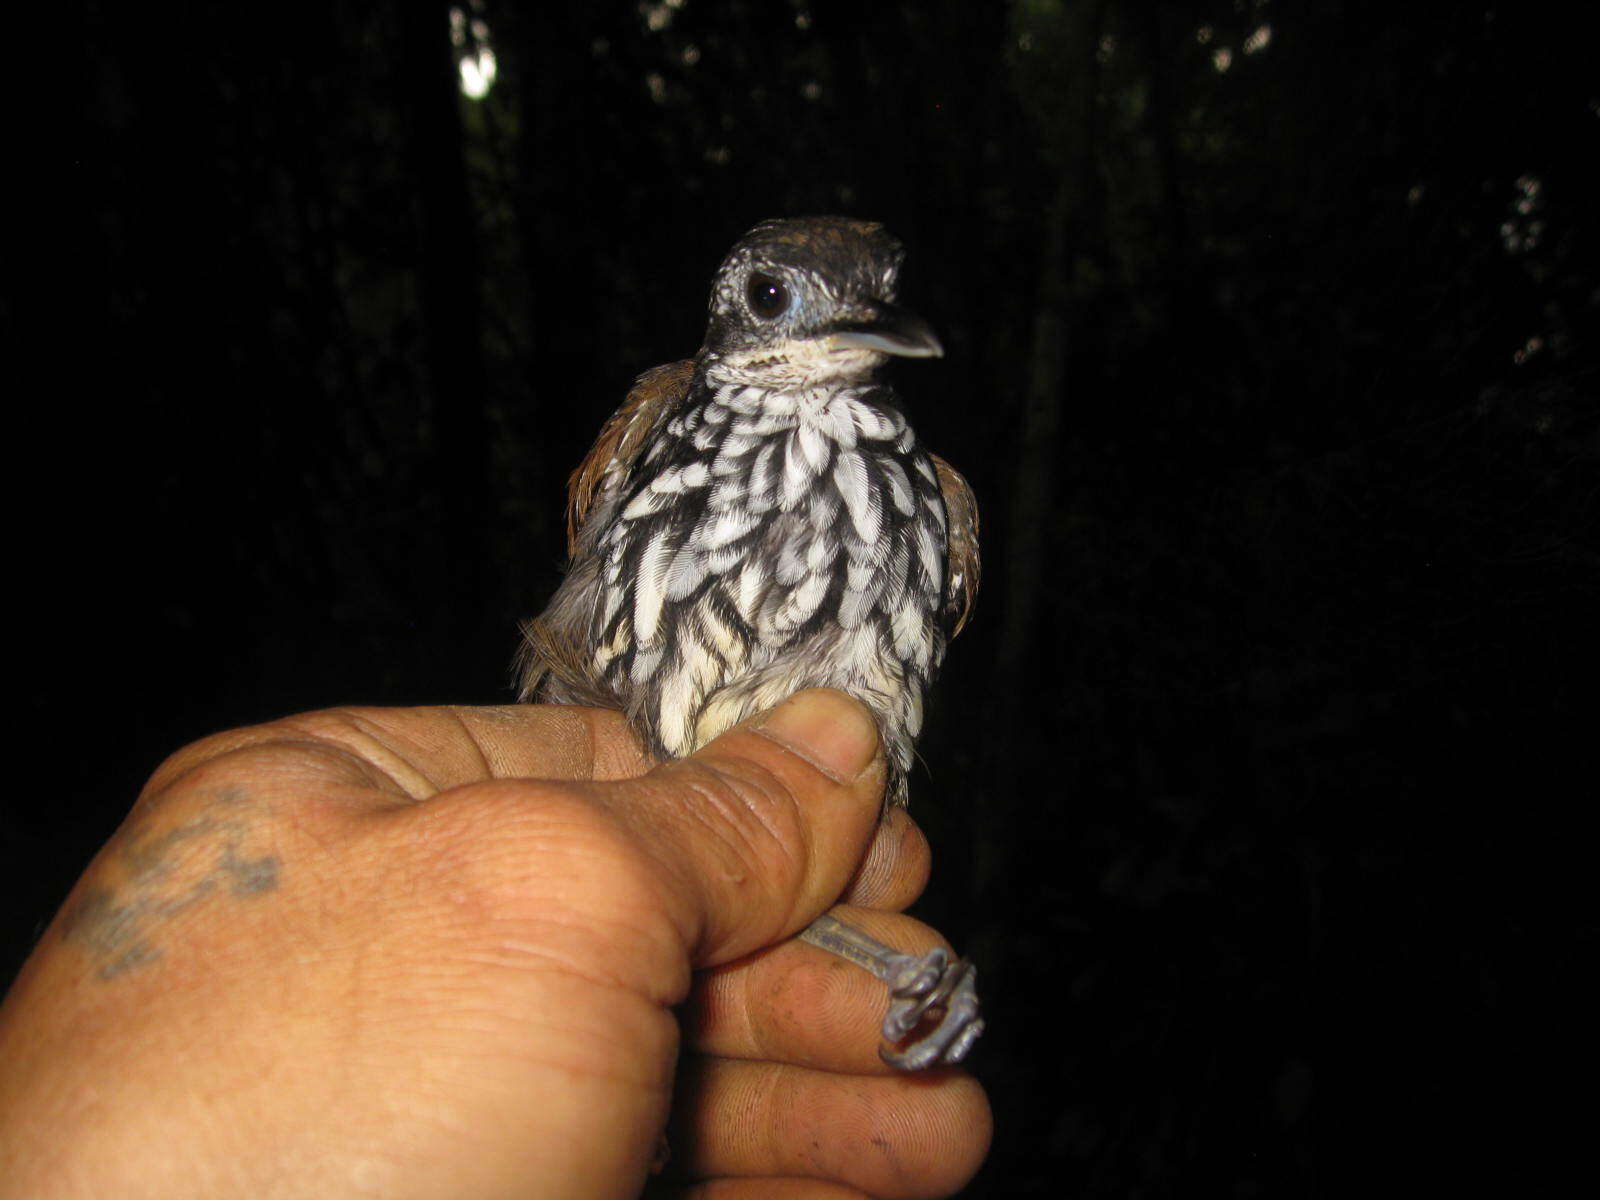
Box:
(519, 216), (979, 807)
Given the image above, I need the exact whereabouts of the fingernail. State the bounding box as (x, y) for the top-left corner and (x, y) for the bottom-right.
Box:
(757, 689), (881, 782)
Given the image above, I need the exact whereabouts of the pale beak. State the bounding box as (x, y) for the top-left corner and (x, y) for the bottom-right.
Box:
(827, 300), (944, 358)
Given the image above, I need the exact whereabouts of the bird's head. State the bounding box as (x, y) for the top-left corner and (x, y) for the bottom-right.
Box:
(700, 216), (942, 389)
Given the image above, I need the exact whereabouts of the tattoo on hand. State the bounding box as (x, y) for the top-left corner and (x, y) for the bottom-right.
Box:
(58, 786), (281, 979)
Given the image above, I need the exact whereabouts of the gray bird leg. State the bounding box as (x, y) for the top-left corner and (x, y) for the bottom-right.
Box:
(799, 913), (984, 1070)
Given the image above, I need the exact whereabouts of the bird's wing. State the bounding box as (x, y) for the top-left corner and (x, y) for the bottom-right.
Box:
(931, 453), (981, 640)
(566, 359), (696, 553)
(519, 360), (694, 705)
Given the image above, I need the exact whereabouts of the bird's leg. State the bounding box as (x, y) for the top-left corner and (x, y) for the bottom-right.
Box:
(799, 913), (984, 1071)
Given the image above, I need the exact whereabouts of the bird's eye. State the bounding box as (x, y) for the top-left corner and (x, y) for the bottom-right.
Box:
(746, 272), (789, 320)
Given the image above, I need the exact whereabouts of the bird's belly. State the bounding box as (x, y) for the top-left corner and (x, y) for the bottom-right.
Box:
(629, 558), (934, 777)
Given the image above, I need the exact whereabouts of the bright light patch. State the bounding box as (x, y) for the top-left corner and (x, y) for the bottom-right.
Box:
(641, 0), (684, 33)
(451, 4), (496, 99)
(459, 48), (496, 99)
(1244, 25), (1272, 54)
(1212, 47), (1233, 72)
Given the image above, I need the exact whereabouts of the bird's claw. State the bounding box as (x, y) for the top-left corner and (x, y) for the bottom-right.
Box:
(878, 947), (985, 1070)
(798, 913), (984, 1071)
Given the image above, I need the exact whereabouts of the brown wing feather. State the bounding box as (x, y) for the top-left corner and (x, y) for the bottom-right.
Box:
(931, 453), (981, 640)
(518, 360), (695, 704)
(566, 359), (696, 553)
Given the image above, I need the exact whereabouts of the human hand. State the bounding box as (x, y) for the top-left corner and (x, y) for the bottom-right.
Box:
(0, 690), (989, 1198)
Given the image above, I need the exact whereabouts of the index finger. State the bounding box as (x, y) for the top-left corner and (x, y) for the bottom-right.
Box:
(139, 702), (656, 808)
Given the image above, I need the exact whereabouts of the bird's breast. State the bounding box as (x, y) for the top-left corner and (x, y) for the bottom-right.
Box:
(590, 381), (949, 760)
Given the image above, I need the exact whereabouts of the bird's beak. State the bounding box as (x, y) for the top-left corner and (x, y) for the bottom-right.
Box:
(827, 300), (944, 359)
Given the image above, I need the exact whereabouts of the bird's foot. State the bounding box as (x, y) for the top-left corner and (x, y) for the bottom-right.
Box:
(878, 946), (984, 1070)
(799, 913), (984, 1071)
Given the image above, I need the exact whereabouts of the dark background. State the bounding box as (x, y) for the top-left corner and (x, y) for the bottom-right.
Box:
(9, 0), (1596, 1193)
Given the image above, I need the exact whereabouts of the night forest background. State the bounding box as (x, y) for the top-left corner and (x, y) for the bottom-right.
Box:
(8, 1), (1597, 1194)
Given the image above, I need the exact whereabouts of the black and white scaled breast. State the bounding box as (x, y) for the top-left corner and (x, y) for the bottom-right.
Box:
(521, 216), (979, 804)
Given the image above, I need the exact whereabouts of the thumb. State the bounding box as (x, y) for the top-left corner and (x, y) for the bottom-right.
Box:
(605, 688), (886, 969)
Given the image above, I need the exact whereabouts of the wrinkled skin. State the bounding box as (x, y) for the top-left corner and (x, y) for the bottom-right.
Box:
(0, 689), (990, 1199)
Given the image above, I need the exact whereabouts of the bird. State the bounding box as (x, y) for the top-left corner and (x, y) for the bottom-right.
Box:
(518, 216), (982, 1068)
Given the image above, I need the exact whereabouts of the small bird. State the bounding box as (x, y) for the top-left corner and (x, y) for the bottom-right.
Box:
(519, 216), (982, 1068)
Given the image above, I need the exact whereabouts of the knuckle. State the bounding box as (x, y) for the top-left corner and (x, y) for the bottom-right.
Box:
(265, 707), (430, 790)
(139, 729), (373, 828)
(408, 780), (622, 893)
(651, 755), (807, 886)
(394, 780), (681, 954)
